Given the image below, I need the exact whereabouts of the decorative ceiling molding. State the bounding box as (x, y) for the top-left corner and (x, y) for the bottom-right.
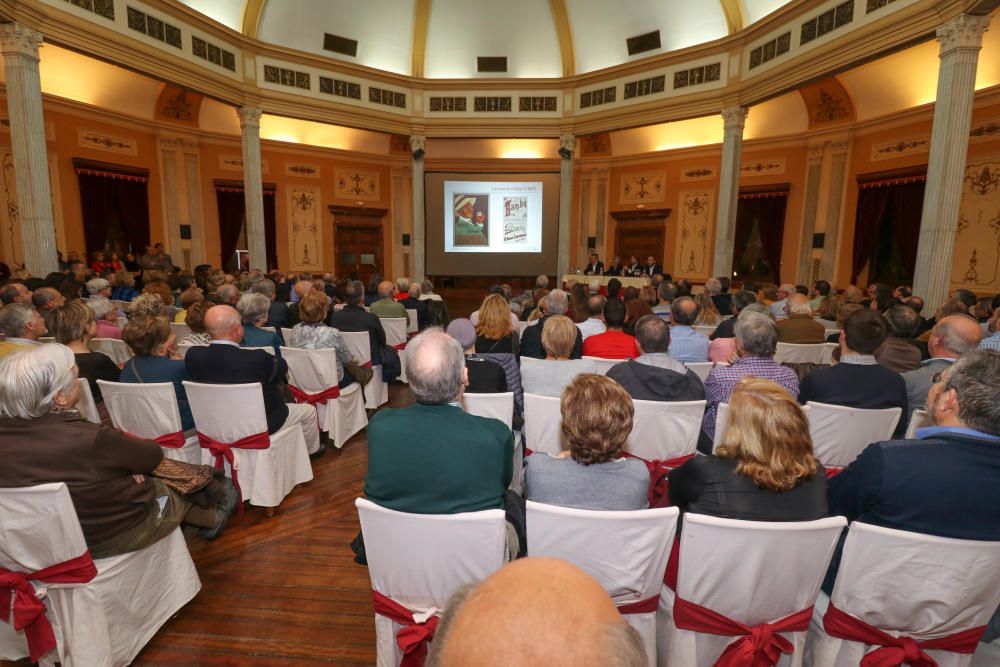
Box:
(548, 0), (576, 77)
(719, 0), (746, 34)
(411, 0), (431, 78)
(241, 0), (266, 39)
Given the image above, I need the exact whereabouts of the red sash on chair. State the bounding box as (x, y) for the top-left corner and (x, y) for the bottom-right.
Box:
(618, 595), (659, 615)
(289, 384), (341, 406)
(392, 342), (407, 351)
(673, 596), (812, 667)
(822, 603), (986, 667)
(0, 552), (98, 662)
(371, 590), (440, 667)
(124, 430), (186, 449)
(624, 452), (695, 507)
(196, 431), (271, 514)
(824, 467), (843, 479)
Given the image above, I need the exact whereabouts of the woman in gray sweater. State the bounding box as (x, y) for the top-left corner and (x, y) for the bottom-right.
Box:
(525, 373), (648, 510)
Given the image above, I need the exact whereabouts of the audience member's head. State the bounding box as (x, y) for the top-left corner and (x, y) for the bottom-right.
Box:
(842, 285), (864, 303)
(657, 281), (677, 304)
(836, 302), (863, 330)
(541, 314), (577, 360)
(85, 278), (110, 298)
(606, 278), (622, 300)
(545, 289), (569, 316)
(299, 290), (329, 325)
(250, 279), (277, 301)
(184, 300), (214, 334)
(0, 282), (31, 305)
(427, 558), (646, 667)
(973, 296), (993, 322)
(717, 276), (731, 293)
(0, 343), (78, 419)
(204, 304), (243, 343)
(716, 377), (818, 491)
(929, 315), (982, 358)
(445, 318), (476, 350)
(31, 287), (65, 312)
(216, 283), (241, 305)
(785, 293), (812, 316)
(377, 280), (394, 299)
(343, 280), (365, 307)
(236, 293), (270, 327)
(816, 295), (842, 322)
(634, 315), (670, 354)
(395, 277), (410, 295)
(640, 285), (658, 307)
(0, 302), (45, 341)
(730, 289), (757, 315)
(705, 278), (722, 295)
(883, 304), (920, 340)
(476, 293), (514, 340)
(842, 309), (888, 355)
(952, 289), (977, 310)
(561, 374), (634, 465)
(603, 297), (627, 329)
(813, 280), (831, 298)
(122, 316), (172, 357)
(585, 295), (606, 319)
(535, 274), (550, 290)
(735, 311), (779, 359)
(406, 328), (466, 405)
(128, 293), (165, 318)
(87, 297), (117, 322)
(930, 350), (1000, 436)
(670, 296), (699, 326)
(47, 301), (94, 345)
(625, 297), (653, 325)
(179, 288), (204, 310)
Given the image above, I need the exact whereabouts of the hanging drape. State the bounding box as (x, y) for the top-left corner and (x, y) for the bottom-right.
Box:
(76, 173), (116, 257)
(263, 191), (277, 271)
(888, 181), (925, 275)
(113, 179), (151, 253)
(215, 189), (246, 270)
(75, 165), (150, 257)
(852, 175), (926, 283)
(734, 191), (789, 283)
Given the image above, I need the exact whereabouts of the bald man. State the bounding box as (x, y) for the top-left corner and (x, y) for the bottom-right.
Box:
(902, 314), (983, 422)
(427, 558), (646, 667)
(370, 280), (408, 319)
(184, 305), (324, 459)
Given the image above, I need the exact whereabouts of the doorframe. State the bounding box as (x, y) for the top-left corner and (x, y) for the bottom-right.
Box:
(609, 208), (670, 267)
(329, 205), (388, 281)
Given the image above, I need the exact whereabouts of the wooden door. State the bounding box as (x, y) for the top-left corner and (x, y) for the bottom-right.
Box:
(614, 223), (666, 268)
(331, 206), (387, 284)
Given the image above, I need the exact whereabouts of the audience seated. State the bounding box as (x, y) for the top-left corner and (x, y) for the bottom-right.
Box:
(174, 286), (204, 324)
(622, 297), (654, 336)
(427, 558), (646, 666)
(901, 314), (982, 422)
(474, 293), (519, 355)
(662, 296), (708, 363)
(651, 281), (675, 321)
(810, 279), (832, 310)
(289, 291), (356, 389)
(120, 315), (194, 432)
(521, 289), (583, 359)
(470, 285), (520, 329)
(86, 277), (112, 301)
(607, 315), (704, 403)
(185, 305), (324, 458)
(874, 303), (923, 372)
(238, 293), (283, 356)
(110, 269), (139, 302)
(825, 349), (1000, 591)
(31, 286), (65, 315)
(47, 301), (119, 407)
(0, 302), (46, 357)
(285, 280), (312, 327)
(0, 344), (239, 555)
(693, 292), (721, 326)
(709, 290), (755, 344)
(522, 315), (604, 397)
(670, 377), (827, 519)
(769, 283), (796, 320)
(702, 311), (799, 446)
(575, 295), (606, 340)
(328, 280), (388, 367)
(525, 374), (648, 511)
(445, 319), (507, 393)
(90, 297), (122, 340)
(181, 300), (215, 345)
(776, 292), (826, 343)
(581, 298), (639, 359)
(981, 309), (1000, 350)
(813, 293), (842, 330)
(399, 283), (429, 329)
(370, 280), (408, 319)
(799, 309), (908, 437)
(0, 281), (31, 305)
(249, 278), (288, 329)
(418, 279), (442, 301)
(705, 277), (731, 316)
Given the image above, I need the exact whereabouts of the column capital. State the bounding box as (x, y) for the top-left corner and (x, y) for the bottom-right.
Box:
(721, 106), (748, 130)
(0, 23), (42, 57)
(559, 133), (576, 154)
(409, 135), (426, 153)
(237, 105), (262, 129)
(937, 14), (990, 54)
(807, 142), (827, 160)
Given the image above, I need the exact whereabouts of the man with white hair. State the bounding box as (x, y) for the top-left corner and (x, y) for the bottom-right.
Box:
(251, 278), (288, 328)
(520, 289), (583, 359)
(769, 283), (797, 320)
(776, 292), (825, 343)
(185, 305), (324, 459)
(394, 277), (410, 301)
(0, 302), (46, 357)
(86, 277), (112, 300)
(419, 279), (443, 302)
(535, 274), (549, 290)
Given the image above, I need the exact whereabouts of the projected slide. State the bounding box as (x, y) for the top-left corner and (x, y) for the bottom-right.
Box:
(443, 180), (544, 253)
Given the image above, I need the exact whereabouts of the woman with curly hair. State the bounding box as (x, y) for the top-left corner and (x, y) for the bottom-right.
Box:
(474, 293), (519, 355)
(181, 300), (215, 345)
(525, 374), (648, 510)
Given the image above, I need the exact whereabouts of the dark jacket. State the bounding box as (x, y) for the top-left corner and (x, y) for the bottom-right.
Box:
(267, 300), (289, 328)
(185, 342), (289, 434)
(606, 359), (705, 403)
(465, 356), (508, 394)
(710, 317), (736, 340)
(711, 293), (733, 317)
(328, 303), (387, 364)
(242, 324), (284, 357)
(798, 361), (908, 437)
(520, 313), (583, 360)
(399, 296), (428, 329)
(874, 336), (922, 373)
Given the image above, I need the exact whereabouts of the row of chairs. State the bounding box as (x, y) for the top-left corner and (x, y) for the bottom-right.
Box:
(357, 497), (1000, 667)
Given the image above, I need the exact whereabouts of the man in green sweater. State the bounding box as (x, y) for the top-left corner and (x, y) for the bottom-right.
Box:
(369, 280), (408, 320)
(364, 327), (518, 553)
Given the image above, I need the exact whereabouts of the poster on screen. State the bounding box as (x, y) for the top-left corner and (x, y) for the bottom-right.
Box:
(443, 180), (544, 253)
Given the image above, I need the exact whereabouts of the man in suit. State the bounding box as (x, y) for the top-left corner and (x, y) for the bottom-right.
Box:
(825, 349), (1000, 591)
(328, 280), (388, 366)
(365, 328), (518, 556)
(607, 315), (704, 402)
(643, 255), (663, 277)
(874, 304), (922, 372)
(710, 290), (756, 341)
(625, 255), (641, 277)
(521, 289), (583, 359)
(185, 305), (323, 458)
(705, 278), (731, 316)
(583, 253), (604, 276)
(799, 309), (908, 436)
(776, 293), (826, 343)
(603, 255), (623, 277)
(399, 283), (429, 330)
(901, 314), (982, 423)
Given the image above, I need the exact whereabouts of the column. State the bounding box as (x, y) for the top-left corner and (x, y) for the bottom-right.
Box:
(409, 135), (425, 281)
(157, 135), (204, 270)
(237, 106), (267, 271)
(798, 139), (850, 285)
(818, 140), (850, 282)
(557, 133), (575, 280)
(391, 165), (412, 280)
(710, 106), (748, 279)
(796, 143), (826, 283)
(912, 14), (990, 311)
(0, 23), (57, 276)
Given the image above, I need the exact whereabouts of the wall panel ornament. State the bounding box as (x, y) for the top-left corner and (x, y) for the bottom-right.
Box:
(621, 173), (664, 203)
(675, 190), (713, 279)
(951, 159), (1000, 294)
(78, 129), (137, 156)
(871, 135), (929, 161)
(970, 118), (1000, 143)
(0, 148), (63, 269)
(336, 168), (379, 200)
(218, 155), (269, 173)
(285, 162), (319, 178)
(680, 166), (716, 181)
(740, 159), (785, 175)
(289, 186), (322, 272)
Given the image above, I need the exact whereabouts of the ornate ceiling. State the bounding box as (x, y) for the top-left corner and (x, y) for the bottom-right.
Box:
(176, 0), (797, 78)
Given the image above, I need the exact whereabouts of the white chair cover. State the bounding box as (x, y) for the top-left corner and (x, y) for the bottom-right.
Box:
(685, 361), (728, 381)
(382, 318), (409, 384)
(806, 522), (1000, 667)
(405, 309), (419, 334)
(281, 346), (367, 447)
(243, 346), (275, 354)
(805, 402), (901, 469)
(356, 498), (506, 667)
(627, 399), (705, 463)
(824, 329), (841, 340)
(580, 355), (620, 373)
(88, 338), (133, 366)
(183, 381), (313, 508)
(527, 501), (679, 665)
(97, 380), (201, 464)
(714, 403), (812, 452)
(281, 327), (294, 343)
(775, 343), (831, 365)
(259, 326), (276, 334)
(169, 322), (191, 341)
(516, 320), (532, 336)
(0, 483), (200, 667)
(659, 514), (846, 667)
(462, 392), (514, 432)
(75, 379), (100, 425)
(176, 342), (202, 359)
(341, 330), (388, 409)
(905, 408), (933, 439)
(523, 392), (564, 456)
(694, 325), (717, 337)
(972, 639), (1000, 666)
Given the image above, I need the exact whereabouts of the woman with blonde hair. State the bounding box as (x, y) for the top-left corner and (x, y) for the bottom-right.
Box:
(110, 269), (139, 302)
(694, 292), (722, 326)
(525, 373), (648, 510)
(519, 315), (603, 397)
(475, 293), (519, 355)
(668, 377), (827, 520)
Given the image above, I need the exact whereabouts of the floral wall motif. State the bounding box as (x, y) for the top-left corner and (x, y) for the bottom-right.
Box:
(336, 168), (379, 200)
(78, 129), (137, 156)
(951, 158), (1000, 294)
(288, 186), (322, 271)
(620, 173), (664, 203)
(740, 159), (785, 176)
(680, 166), (716, 181)
(675, 190), (713, 279)
(218, 155), (269, 173)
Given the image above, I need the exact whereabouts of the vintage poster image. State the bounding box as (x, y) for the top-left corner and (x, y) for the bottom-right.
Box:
(503, 196), (528, 244)
(453, 193), (489, 246)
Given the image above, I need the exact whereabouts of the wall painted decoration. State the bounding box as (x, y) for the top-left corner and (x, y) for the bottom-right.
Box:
(675, 190), (713, 280)
(336, 168), (379, 200)
(288, 186), (322, 272)
(951, 158), (1000, 294)
(621, 173), (665, 203)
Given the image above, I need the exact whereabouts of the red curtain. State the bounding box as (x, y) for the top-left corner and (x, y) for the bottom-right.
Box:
(889, 181), (925, 275)
(852, 180), (925, 283)
(264, 191), (277, 271)
(734, 193), (789, 283)
(215, 189), (245, 270)
(76, 172), (150, 257)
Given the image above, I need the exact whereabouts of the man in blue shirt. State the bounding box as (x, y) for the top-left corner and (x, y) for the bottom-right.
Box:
(667, 296), (709, 363)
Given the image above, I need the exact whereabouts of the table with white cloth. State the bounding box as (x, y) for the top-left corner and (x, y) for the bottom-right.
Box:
(562, 275), (648, 289)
